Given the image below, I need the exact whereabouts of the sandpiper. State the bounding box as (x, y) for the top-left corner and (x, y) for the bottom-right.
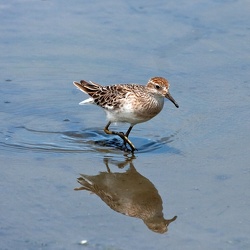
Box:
(73, 77), (179, 152)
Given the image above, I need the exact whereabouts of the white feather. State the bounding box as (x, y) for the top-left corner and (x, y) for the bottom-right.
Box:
(79, 98), (94, 105)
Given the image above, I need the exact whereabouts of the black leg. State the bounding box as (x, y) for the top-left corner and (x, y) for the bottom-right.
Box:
(125, 125), (133, 137)
(104, 122), (136, 152)
(104, 121), (112, 134)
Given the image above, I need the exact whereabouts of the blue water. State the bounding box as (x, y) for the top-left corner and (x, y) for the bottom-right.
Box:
(1, 0), (250, 249)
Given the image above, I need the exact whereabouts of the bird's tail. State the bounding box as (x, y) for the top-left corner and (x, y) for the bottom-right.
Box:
(73, 80), (102, 95)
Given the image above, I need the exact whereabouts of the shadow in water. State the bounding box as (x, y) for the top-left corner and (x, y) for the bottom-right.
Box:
(75, 157), (177, 234)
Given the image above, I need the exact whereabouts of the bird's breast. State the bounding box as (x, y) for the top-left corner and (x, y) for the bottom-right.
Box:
(105, 95), (164, 125)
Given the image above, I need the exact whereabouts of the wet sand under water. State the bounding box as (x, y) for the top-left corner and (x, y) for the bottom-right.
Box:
(0, 0), (250, 249)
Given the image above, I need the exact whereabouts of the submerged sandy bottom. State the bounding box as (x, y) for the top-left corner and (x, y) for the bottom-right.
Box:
(0, 0), (250, 249)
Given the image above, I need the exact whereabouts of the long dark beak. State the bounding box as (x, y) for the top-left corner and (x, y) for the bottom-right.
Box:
(165, 92), (179, 108)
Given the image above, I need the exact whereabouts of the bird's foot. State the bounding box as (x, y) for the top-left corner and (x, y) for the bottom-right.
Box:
(122, 139), (137, 153)
(105, 129), (137, 153)
(115, 132), (137, 153)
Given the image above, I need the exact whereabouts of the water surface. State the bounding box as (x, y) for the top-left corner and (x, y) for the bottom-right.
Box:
(1, 0), (250, 249)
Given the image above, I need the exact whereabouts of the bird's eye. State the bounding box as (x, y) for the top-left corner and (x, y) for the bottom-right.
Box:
(155, 84), (160, 89)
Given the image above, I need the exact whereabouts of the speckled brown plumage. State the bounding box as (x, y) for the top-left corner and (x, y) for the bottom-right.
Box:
(73, 77), (179, 152)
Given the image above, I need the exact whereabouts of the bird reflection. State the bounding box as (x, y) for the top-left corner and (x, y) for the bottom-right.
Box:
(74, 157), (177, 234)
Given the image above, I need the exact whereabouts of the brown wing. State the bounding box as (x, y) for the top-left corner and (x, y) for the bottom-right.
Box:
(73, 80), (102, 94)
(73, 80), (145, 109)
(94, 84), (129, 109)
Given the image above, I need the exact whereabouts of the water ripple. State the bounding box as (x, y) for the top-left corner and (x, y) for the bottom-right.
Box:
(1, 126), (180, 155)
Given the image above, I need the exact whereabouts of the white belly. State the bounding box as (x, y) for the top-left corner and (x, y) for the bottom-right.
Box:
(104, 98), (164, 125)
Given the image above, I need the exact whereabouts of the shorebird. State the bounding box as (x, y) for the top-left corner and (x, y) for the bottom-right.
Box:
(73, 77), (179, 152)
